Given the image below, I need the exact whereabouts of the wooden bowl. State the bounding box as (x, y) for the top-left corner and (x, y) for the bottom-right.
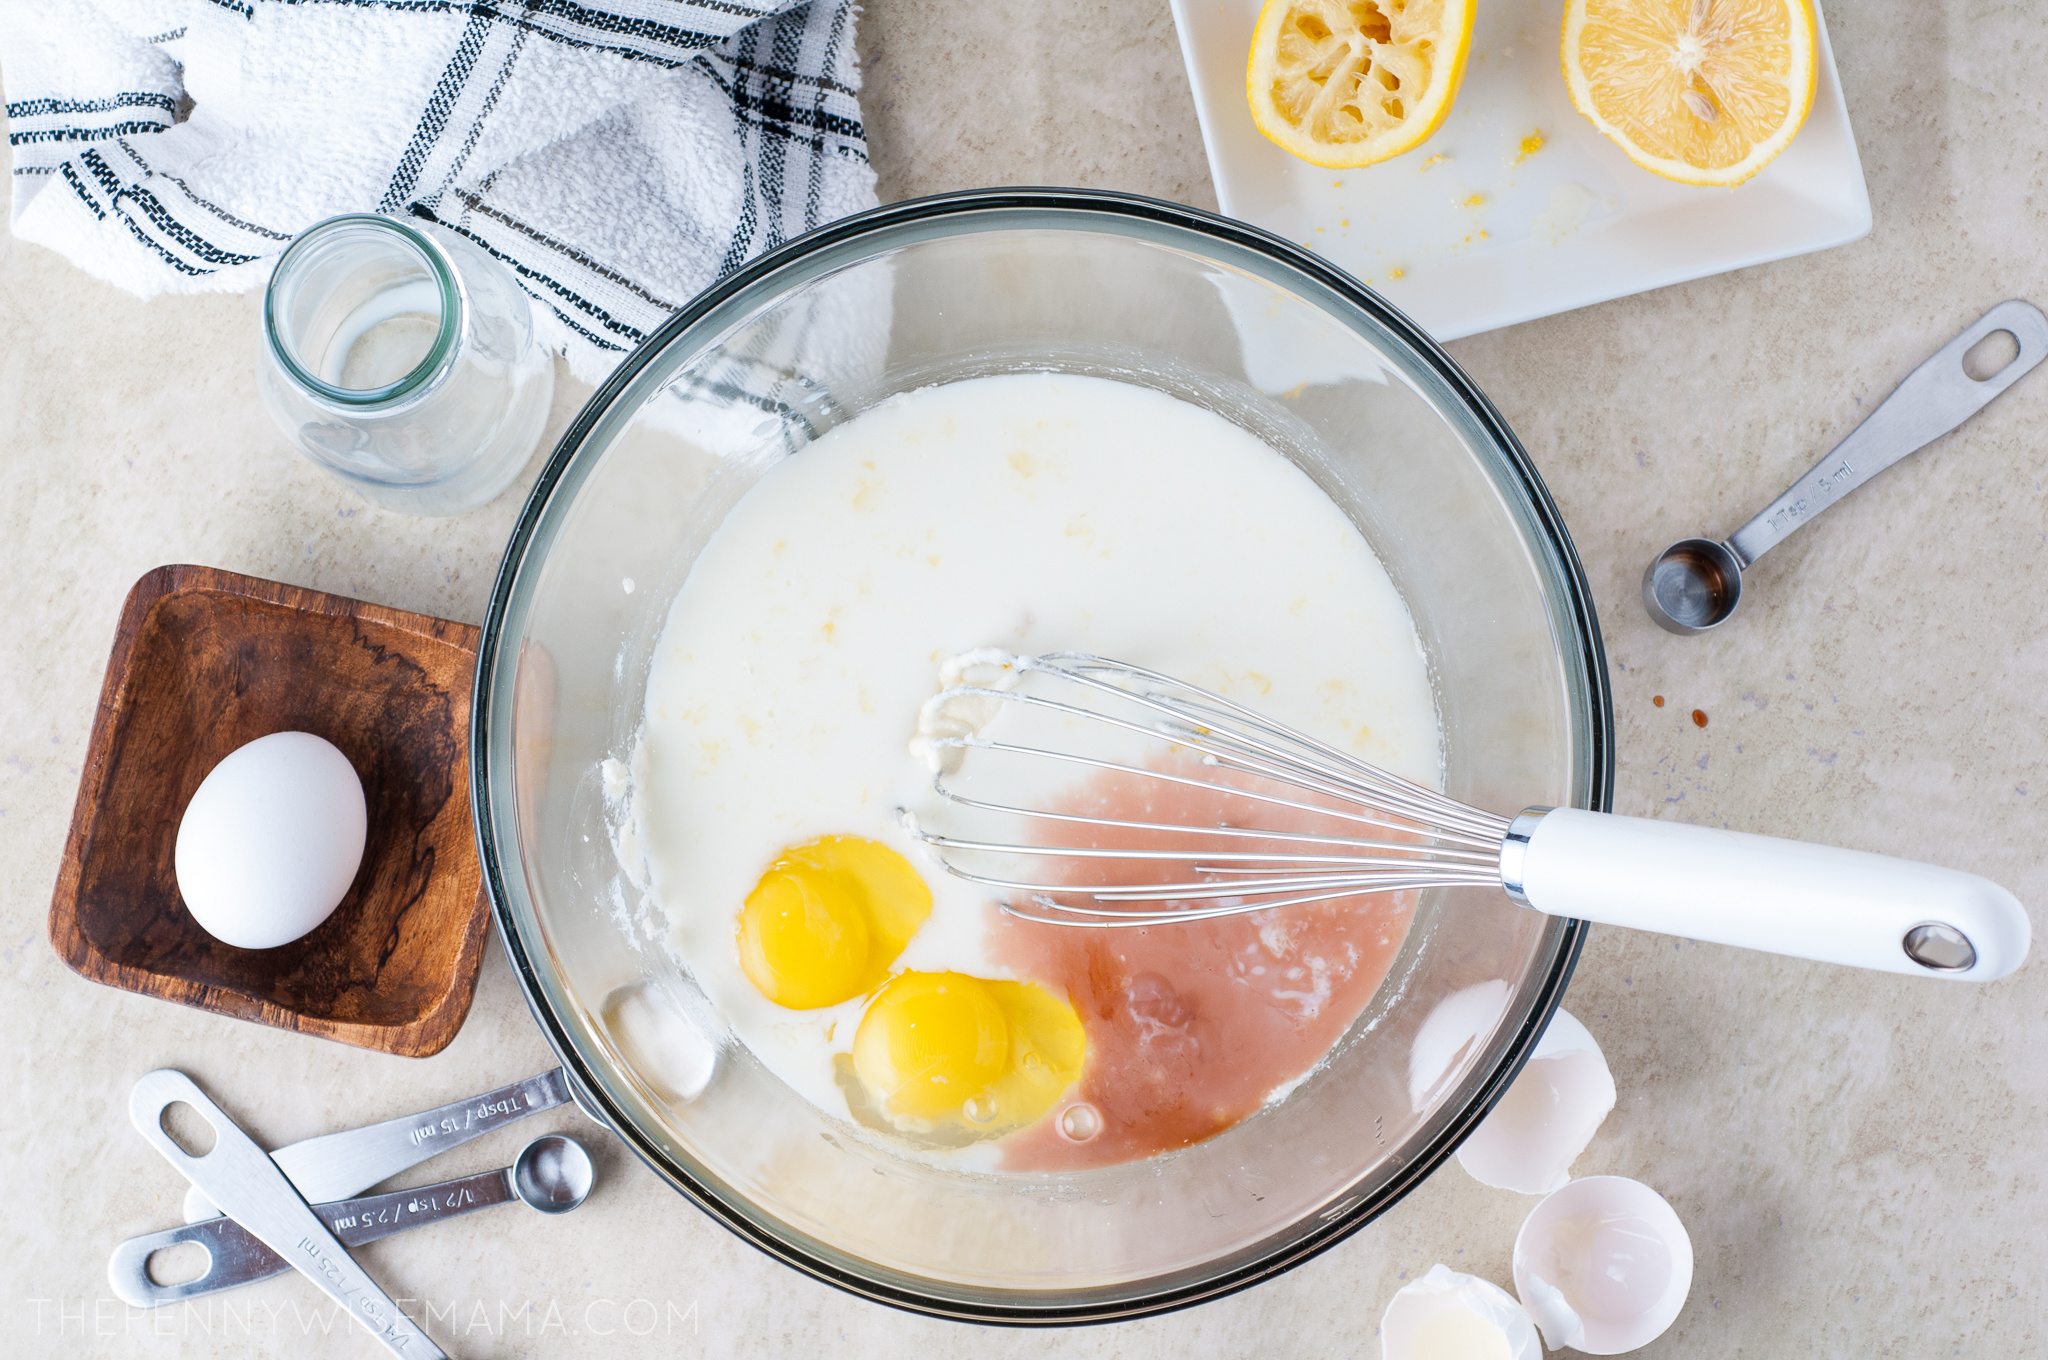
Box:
(48, 565), (490, 1057)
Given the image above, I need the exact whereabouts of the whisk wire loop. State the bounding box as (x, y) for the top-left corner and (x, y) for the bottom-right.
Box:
(927, 678), (1499, 850)
(999, 871), (1496, 927)
(925, 747), (1501, 864)
(1031, 652), (1509, 842)
(903, 652), (1515, 928)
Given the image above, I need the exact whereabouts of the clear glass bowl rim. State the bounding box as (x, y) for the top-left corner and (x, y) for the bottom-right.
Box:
(469, 187), (1615, 1326)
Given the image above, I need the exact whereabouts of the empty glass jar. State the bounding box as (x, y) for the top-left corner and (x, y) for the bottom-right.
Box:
(258, 213), (554, 517)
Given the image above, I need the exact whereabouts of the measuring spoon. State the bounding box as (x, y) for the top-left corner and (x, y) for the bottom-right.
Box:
(183, 1068), (572, 1223)
(112, 1135), (594, 1308)
(130, 1069), (446, 1358)
(1643, 300), (2048, 634)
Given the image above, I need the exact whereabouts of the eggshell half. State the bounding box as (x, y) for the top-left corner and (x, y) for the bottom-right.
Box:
(1381, 1263), (1543, 1360)
(1457, 1007), (1616, 1194)
(1512, 1175), (1693, 1354)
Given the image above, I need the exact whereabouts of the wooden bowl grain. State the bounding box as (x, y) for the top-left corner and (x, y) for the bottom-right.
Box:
(48, 565), (490, 1057)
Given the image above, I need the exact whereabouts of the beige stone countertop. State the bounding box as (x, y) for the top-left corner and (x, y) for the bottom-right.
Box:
(4, 2), (2045, 1356)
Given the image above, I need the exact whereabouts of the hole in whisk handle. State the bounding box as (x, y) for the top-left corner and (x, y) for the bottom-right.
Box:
(1901, 921), (1976, 972)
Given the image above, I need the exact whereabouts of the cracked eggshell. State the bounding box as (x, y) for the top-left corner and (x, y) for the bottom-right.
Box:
(1381, 1263), (1543, 1360)
(1457, 1007), (1616, 1194)
(1513, 1175), (1693, 1354)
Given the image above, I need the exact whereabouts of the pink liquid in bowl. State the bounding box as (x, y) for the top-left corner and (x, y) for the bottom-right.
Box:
(994, 760), (1414, 1170)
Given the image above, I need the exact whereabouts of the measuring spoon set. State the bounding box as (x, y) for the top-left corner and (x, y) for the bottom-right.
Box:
(113, 1068), (590, 1356)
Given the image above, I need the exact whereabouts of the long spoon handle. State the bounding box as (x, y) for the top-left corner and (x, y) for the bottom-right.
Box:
(114, 1166), (516, 1307)
(1503, 807), (2030, 981)
(1725, 300), (2048, 567)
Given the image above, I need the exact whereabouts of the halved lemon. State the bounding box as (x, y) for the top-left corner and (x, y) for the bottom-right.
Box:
(1247, 0), (1476, 169)
(1562, 0), (1818, 187)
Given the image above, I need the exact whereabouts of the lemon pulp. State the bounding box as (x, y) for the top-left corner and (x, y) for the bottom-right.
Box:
(1247, 0), (1475, 169)
(1562, 0), (1817, 186)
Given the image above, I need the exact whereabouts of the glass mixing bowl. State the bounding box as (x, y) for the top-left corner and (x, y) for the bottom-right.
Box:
(472, 189), (1612, 1323)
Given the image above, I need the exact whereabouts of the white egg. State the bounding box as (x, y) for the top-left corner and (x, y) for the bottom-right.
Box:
(1513, 1176), (1694, 1354)
(1381, 1263), (1542, 1360)
(1457, 1007), (1617, 1194)
(173, 731), (367, 950)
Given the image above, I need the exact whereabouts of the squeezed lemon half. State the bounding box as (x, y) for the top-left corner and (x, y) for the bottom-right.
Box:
(1247, 0), (1475, 169)
(1562, 0), (1818, 187)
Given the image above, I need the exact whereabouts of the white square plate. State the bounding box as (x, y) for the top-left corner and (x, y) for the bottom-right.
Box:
(1168, 0), (1871, 340)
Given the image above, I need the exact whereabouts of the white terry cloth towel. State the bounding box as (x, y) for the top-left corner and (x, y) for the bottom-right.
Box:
(1, 0), (877, 382)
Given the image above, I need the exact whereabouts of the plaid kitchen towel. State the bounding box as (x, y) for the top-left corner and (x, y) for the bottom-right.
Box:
(1, 0), (876, 381)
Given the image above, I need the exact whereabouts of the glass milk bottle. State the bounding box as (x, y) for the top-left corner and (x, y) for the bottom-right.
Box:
(257, 214), (554, 517)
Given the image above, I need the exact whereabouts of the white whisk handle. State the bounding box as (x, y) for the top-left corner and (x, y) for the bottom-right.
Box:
(1508, 807), (2031, 981)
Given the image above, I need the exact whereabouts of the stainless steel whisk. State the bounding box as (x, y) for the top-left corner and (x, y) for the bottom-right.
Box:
(902, 652), (2029, 982)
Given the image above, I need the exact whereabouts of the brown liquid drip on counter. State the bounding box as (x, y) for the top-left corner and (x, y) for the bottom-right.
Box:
(993, 760), (1412, 1171)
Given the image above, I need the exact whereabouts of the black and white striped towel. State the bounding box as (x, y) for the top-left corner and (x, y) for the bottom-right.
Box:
(2, 0), (876, 381)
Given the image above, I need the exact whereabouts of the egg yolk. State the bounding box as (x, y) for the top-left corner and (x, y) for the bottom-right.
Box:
(736, 836), (931, 1009)
(852, 970), (1086, 1137)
